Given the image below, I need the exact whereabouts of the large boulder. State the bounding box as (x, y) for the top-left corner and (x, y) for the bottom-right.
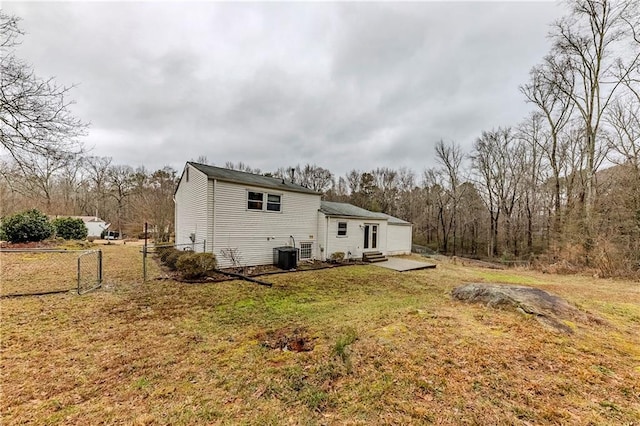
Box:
(452, 283), (592, 333)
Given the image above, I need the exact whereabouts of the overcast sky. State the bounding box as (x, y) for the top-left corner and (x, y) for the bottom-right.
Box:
(5, 1), (565, 177)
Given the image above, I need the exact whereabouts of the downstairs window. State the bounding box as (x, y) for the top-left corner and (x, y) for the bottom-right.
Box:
(299, 242), (312, 260)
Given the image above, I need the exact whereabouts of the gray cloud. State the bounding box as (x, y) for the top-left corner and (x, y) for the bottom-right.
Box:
(5, 1), (563, 178)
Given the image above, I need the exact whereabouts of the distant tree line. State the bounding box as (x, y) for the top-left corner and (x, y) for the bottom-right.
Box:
(0, 157), (177, 242)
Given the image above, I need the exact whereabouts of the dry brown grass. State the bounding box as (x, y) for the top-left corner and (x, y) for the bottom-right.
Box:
(1, 251), (80, 295)
(1, 247), (639, 425)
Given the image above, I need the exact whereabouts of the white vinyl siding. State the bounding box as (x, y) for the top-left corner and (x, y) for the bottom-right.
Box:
(320, 215), (387, 260)
(317, 212), (327, 261)
(174, 164), (211, 248)
(213, 180), (321, 268)
(386, 223), (412, 255)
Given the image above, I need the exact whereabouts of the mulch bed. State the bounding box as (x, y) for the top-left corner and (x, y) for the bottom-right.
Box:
(155, 258), (366, 284)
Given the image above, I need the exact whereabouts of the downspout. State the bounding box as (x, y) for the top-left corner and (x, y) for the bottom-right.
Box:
(211, 179), (216, 254)
(325, 216), (329, 261)
(172, 193), (177, 244)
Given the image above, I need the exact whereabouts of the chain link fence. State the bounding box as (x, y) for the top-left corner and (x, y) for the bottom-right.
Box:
(0, 249), (103, 297)
(78, 250), (103, 294)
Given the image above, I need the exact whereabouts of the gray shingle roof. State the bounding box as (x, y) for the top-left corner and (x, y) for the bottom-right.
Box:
(319, 201), (386, 220)
(319, 201), (411, 225)
(188, 162), (321, 195)
(378, 213), (411, 226)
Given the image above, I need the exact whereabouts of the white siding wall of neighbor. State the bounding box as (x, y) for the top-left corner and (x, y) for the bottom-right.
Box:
(386, 224), (412, 255)
(213, 180), (321, 268)
(321, 215), (387, 260)
(85, 222), (106, 238)
(174, 165), (211, 248)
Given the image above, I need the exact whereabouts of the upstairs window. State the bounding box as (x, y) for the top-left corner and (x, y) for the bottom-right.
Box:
(337, 222), (347, 236)
(247, 191), (282, 212)
(267, 194), (281, 212)
(248, 191), (264, 210)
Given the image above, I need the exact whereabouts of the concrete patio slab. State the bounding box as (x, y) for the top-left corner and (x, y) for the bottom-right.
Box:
(372, 257), (436, 272)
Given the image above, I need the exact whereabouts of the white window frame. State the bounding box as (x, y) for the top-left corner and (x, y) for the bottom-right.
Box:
(247, 191), (264, 210)
(337, 221), (347, 237)
(247, 190), (282, 212)
(266, 193), (282, 212)
(299, 242), (313, 260)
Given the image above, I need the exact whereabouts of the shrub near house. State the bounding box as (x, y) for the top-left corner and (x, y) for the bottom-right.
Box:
(0, 209), (53, 243)
(52, 217), (88, 240)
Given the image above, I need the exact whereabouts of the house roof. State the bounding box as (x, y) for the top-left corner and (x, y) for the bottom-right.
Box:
(377, 213), (412, 226)
(50, 215), (106, 223)
(319, 201), (411, 225)
(319, 201), (387, 220)
(188, 162), (321, 195)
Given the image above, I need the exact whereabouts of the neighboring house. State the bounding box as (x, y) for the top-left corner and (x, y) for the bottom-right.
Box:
(174, 162), (412, 268)
(51, 215), (110, 238)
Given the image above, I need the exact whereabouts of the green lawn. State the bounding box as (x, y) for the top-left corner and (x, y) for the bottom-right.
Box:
(1, 244), (639, 424)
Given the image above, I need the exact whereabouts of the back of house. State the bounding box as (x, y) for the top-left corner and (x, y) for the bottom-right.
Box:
(174, 162), (413, 268)
(174, 162), (322, 268)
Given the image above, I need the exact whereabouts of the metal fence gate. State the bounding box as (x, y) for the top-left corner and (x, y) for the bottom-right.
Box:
(77, 250), (103, 294)
(0, 249), (103, 297)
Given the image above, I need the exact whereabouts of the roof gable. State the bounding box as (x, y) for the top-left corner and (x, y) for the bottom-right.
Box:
(187, 162), (321, 195)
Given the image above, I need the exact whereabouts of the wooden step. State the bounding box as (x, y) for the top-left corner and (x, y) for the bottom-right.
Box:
(363, 252), (387, 263)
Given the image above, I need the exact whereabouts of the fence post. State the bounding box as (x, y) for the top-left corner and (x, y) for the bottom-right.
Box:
(143, 245), (147, 282)
(98, 250), (103, 285)
(143, 222), (148, 282)
(77, 256), (81, 295)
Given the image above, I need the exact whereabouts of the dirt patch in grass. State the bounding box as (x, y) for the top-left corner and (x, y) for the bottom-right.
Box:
(1, 249), (639, 424)
(259, 326), (316, 352)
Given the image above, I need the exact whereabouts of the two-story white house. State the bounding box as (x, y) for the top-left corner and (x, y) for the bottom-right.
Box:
(174, 162), (412, 268)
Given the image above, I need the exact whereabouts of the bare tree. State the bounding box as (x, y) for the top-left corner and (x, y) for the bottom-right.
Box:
(521, 62), (574, 233)
(0, 12), (87, 167)
(224, 161), (261, 175)
(546, 0), (640, 245)
(299, 164), (333, 192)
(605, 93), (640, 249)
(133, 167), (177, 242)
(517, 113), (548, 253)
(606, 99), (640, 172)
(107, 165), (135, 238)
(85, 156), (112, 218)
(435, 140), (465, 255)
(471, 128), (523, 257)
(423, 168), (451, 253)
